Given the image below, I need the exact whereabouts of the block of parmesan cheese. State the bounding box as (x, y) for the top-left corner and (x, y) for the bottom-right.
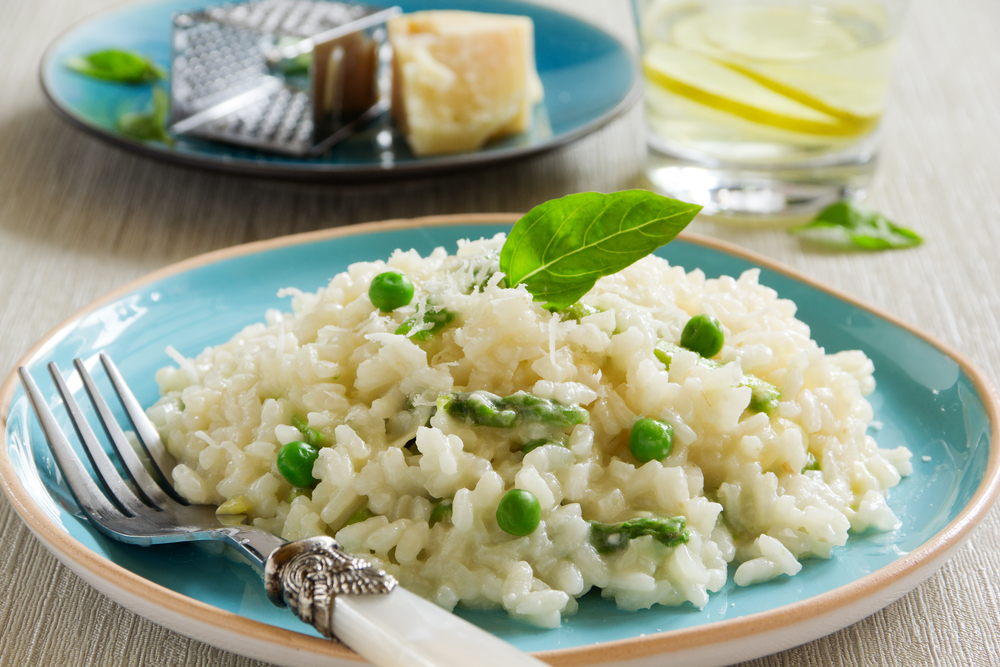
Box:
(388, 11), (544, 157)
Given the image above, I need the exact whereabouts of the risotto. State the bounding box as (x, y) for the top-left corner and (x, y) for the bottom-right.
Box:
(147, 234), (911, 627)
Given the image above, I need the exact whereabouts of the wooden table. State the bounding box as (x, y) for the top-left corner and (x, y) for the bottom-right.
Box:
(1, 0), (998, 665)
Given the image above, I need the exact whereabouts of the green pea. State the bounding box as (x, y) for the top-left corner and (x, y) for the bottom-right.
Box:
(276, 440), (319, 488)
(680, 313), (725, 358)
(369, 271), (414, 312)
(629, 417), (674, 463)
(496, 489), (541, 536)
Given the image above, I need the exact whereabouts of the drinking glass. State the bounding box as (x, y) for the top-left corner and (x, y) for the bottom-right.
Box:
(634, 0), (908, 218)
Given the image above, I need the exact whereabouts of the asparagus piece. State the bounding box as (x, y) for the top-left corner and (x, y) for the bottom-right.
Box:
(520, 439), (551, 454)
(216, 495), (253, 515)
(742, 374), (782, 415)
(655, 341), (781, 415)
(429, 502), (452, 527)
(589, 516), (689, 554)
(443, 391), (518, 427)
(396, 307), (455, 341)
(344, 506), (374, 526)
(501, 391), (589, 427)
(442, 391), (589, 429)
(291, 415), (324, 447)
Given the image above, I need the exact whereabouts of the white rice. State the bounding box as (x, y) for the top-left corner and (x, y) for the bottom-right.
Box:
(147, 234), (911, 627)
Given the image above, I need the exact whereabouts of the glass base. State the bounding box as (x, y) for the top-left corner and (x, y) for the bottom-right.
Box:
(644, 150), (876, 222)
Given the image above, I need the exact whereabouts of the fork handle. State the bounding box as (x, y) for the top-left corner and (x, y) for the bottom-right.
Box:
(265, 536), (548, 667)
(335, 587), (551, 667)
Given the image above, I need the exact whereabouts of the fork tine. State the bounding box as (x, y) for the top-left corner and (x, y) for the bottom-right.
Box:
(99, 353), (189, 506)
(18, 367), (128, 527)
(74, 358), (175, 511)
(48, 362), (149, 517)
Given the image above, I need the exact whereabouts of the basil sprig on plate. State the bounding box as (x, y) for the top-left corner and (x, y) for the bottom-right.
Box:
(66, 49), (166, 84)
(790, 200), (923, 250)
(500, 191), (701, 311)
(118, 87), (173, 145)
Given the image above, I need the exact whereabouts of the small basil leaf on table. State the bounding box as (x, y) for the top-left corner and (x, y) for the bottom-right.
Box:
(500, 191), (702, 311)
(66, 49), (166, 84)
(789, 200), (923, 250)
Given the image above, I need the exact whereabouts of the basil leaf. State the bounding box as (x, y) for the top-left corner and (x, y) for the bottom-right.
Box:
(500, 191), (701, 311)
(790, 200), (923, 250)
(66, 49), (165, 84)
(118, 87), (173, 145)
(152, 85), (170, 125)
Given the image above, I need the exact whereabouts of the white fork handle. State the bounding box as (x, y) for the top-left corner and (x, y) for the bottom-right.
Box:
(263, 536), (547, 667)
(335, 587), (549, 667)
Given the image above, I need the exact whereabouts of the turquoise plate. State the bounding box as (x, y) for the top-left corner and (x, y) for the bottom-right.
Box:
(40, 1), (640, 180)
(2, 218), (998, 666)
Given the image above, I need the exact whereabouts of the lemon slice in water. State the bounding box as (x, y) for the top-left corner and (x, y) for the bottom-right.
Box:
(643, 44), (876, 137)
(643, 5), (887, 137)
(670, 6), (860, 62)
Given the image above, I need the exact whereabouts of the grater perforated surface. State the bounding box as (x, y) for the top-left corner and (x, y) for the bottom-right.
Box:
(170, 0), (395, 156)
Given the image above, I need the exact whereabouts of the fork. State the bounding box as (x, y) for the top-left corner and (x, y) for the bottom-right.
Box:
(19, 354), (548, 667)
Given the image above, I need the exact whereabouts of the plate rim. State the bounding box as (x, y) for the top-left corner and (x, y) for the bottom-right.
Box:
(1, 213), (998, 665)
(37, 0), (643, 182)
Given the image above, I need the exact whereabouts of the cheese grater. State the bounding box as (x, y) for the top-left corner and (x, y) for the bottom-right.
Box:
(169, 0), (400, 156)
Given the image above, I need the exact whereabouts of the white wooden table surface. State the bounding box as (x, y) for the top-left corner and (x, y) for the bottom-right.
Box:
(1, 0), (998, 665)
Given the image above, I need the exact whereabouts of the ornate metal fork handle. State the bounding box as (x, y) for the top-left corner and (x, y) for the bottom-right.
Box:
(265, 535), (397, 639)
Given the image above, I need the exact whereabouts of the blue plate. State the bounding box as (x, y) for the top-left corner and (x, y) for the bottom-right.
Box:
(2, 218), (998, 666)
(40, 1), (640, 180)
